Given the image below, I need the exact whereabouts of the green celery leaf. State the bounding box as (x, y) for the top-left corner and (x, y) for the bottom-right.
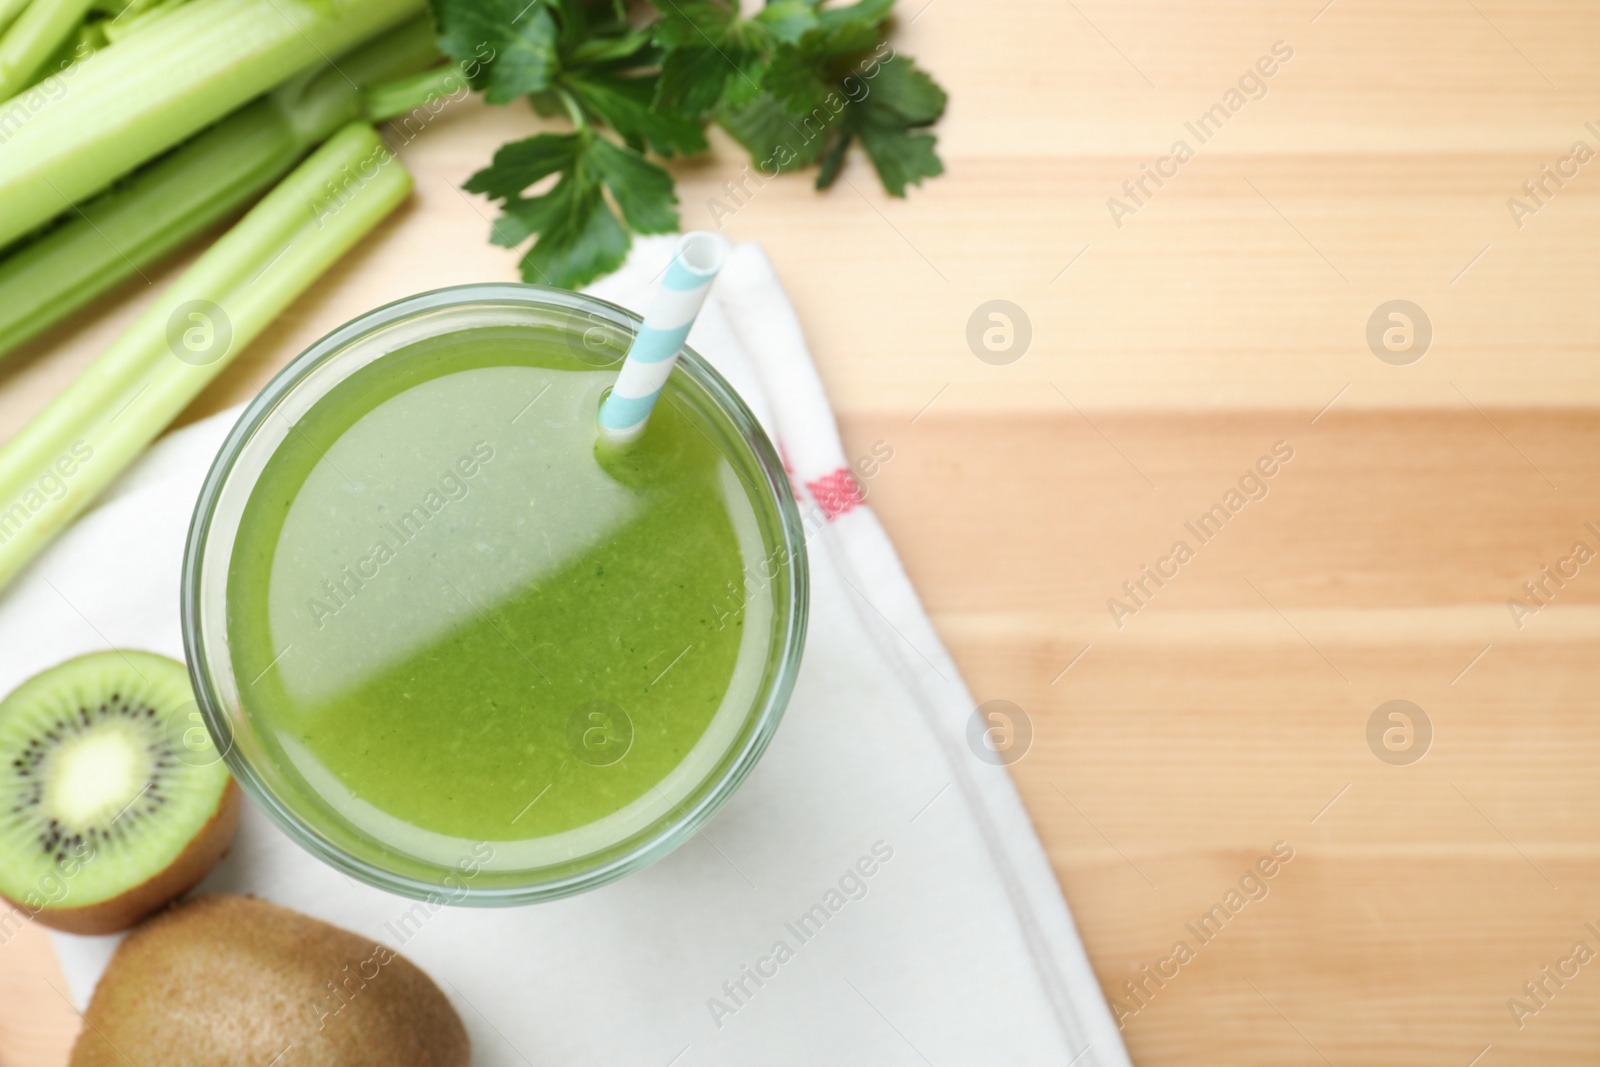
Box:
(716, 54), (769, 110)
(760, 42), (836, 116)
(815, 126), (852, 189)
(552, 0), (629, 53)
(485, 183), (566, 249)
(568, 29), (655, 67)
(440, 0), (950, 279)
(649, 0), (786, 114)
(567, 72), (708, 157)
(589, 138), (679, 233)
(431, 0), (560, 104)
(495, 166), (631, 288)
(656, 45), (735, 116)
(848, 53), (947, 194)
(816, 0), (894, 31)
(805, 18), (880, 59)
(462, 132), (582, 201)
(865, 53), (947, 126)
(464, 131), (662, 289)
(529, 89), (565, 117)
(717, 90), (831, 172)
(520, 186), (630, 287)
(752, 0), (821, 44)
(648, 0), (737, 48)
(856, 122), (941, 196)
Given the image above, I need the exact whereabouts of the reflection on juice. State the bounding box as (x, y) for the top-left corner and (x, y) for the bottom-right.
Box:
(226, 327), (779, 858)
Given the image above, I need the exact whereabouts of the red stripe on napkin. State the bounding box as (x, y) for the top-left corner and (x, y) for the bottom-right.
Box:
(804, 467), (864, 520)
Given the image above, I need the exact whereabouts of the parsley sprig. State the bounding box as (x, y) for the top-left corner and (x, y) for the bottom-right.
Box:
(430, 0), (947, 287)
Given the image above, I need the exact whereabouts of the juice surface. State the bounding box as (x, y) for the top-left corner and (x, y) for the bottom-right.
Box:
(227, 328), (771, 847)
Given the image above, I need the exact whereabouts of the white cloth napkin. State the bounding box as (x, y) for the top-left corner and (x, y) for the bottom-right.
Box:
(6, 237), (1130, 1066)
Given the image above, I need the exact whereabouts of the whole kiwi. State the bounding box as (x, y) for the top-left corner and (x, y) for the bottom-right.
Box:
(70, 894), (470, 1067)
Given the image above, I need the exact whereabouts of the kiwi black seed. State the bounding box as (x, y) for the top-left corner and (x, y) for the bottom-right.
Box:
(0, 650), (239, 934)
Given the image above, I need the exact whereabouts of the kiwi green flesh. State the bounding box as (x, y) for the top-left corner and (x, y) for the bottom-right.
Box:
(0, 650), (232, 912)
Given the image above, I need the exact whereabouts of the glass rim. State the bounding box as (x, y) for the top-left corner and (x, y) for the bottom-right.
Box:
(180, 282), (809, 905)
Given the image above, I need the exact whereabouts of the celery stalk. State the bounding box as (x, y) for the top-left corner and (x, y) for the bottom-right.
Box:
(0, 0), (32, 37)
(0, 72), (360, 356)
(0, 15), (439, 358)
(0, 0), (422, 249)
(334, 12), (441, 88)
(0, 122), (410, 591)
(0, 0), (94, 99)
(365, 63), (464, 123)
(99, 0), (191, 44)
(28, 18), (98, 80)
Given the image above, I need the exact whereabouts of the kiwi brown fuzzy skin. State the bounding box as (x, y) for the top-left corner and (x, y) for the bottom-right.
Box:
(70, 894), (470, 1067)
(7, 779), (240, 935)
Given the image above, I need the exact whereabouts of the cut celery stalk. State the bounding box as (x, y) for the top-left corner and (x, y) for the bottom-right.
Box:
(0, 0), (422, 249)
(0, 15), (439, 358)
(0, 122), (411, 591)
(0, 0), (95, 99)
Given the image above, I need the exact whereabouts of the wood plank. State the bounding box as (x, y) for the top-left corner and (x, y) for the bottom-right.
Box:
(0, 922), (80, 1066)
(843, 408), (1600, 1065)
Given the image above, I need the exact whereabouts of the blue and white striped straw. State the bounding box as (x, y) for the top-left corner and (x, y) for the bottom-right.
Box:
(598, 232), (729, 445)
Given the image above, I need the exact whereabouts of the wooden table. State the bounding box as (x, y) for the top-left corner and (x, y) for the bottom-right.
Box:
(4, 2), (1600, 1064)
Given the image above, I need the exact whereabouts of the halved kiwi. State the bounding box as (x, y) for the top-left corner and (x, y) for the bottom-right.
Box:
(0, 650), (239, 934)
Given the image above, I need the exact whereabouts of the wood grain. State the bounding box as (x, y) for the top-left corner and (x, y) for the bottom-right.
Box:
(3, 1), (1600, 1064)
(0, 924), (78, 1065)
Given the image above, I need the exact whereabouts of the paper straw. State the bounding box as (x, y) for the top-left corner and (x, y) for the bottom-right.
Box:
(598, 232), (729, 445)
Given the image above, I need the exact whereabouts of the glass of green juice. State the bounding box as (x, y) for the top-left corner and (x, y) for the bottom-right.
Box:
(181, 284), (807, 904)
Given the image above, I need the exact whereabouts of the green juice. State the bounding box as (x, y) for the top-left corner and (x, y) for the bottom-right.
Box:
(225, 326), (783, 867)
